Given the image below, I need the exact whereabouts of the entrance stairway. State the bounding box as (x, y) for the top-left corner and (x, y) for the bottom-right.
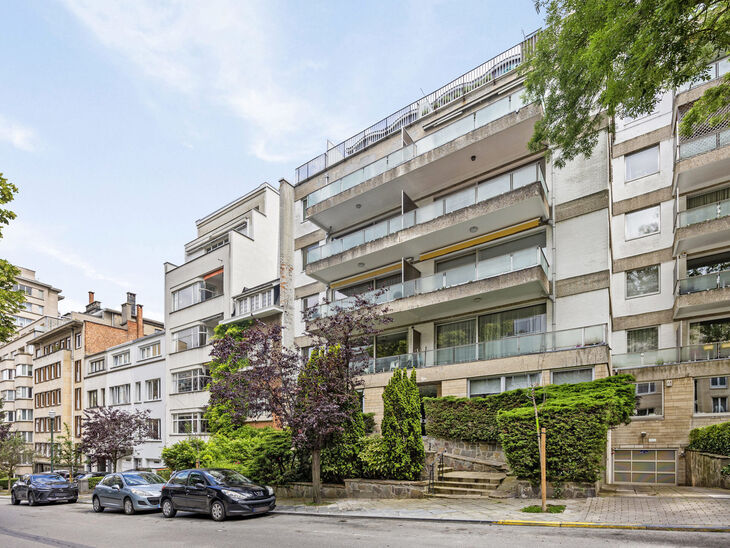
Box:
(430, 471), (507, 497)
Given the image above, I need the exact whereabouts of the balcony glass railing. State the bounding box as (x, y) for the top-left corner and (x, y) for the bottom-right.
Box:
(678, 127), (730, 160)
(306, 163), (546, 264)
(305, 91), (529, 209)
(677, 198), (730, 228)
(677, 57), (730, 93)
(357, 324), (606, 374)
(677, 270), (730, 294)
(613, 340), (730, 369)
(311, 246), (548, 319)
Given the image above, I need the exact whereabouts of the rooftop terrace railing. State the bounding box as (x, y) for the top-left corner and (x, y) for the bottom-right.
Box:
(295, 33), (538, 184)
(613, 341), (730, 369)
(306, 163), (546, 264)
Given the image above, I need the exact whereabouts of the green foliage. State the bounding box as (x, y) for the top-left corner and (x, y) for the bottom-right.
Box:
(88, 477), (102, 490)
(721, 464), (730, 477)
(0, 477), (19, 490)
(522, 504), (565, 513)
(156, 469), (172, 481)
(242, 429), (305, 485)
(523, 1), (730, 168)
(358, 436), (391, 479)
(362, 413), (376, 435)
(0, 173), (24, 344)
(688, 421), (730, 456)
(161, 438), (207, 471)
(0, 433), (34, 478)
(321, 408), (365, 483)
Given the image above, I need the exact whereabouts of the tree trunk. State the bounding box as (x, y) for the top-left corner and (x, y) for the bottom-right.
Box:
(311, 448), (322, 504)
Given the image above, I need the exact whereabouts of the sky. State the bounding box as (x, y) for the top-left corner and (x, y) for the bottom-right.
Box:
(0, 0), (543, 321)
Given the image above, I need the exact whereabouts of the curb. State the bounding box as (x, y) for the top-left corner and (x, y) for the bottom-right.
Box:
(271, 510), (730, 533)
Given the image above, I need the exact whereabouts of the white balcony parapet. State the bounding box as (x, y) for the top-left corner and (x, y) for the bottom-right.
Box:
(311, 246), (548, 319)
(613, 340), (730, 369)
(676, 198), (730, 228)
(357, 324), (606, 375)
(307, 163), (546, 264)
(677, 270), (730, 294)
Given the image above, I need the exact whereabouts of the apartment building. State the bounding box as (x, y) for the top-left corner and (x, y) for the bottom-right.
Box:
(84, 331), (165, 471)
(609, 57), (730, 485)
(30, 292), (163, 472)
(0, 268), (63, 475)
(163, 183), (282, 445)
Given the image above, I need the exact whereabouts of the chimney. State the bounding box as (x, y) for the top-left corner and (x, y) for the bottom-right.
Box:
(121, 292), (136, 326)
(136, 304), (144, 339)
(85, 291), (101, 314)
(88, 291), (95, 304)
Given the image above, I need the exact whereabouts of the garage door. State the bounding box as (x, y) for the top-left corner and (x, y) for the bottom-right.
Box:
(613, 449), (676, 484)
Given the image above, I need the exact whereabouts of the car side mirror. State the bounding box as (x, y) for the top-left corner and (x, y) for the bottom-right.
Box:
(112, 485), (121, 490)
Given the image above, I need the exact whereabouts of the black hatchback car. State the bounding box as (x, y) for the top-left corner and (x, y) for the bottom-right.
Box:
(11, 474), (78, 505)
(160, 469), (275, 522)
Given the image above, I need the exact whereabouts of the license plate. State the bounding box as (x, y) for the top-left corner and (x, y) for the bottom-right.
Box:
(253, 506), (269, 513)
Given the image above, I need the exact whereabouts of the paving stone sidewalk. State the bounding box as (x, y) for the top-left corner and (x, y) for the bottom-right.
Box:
(275, 486), (730, 527)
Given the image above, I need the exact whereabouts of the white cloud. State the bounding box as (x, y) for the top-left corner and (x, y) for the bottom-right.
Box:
(0, 115), (37, 151)
(61, 0), (340, 163)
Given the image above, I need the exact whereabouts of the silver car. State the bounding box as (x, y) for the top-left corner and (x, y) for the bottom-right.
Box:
(92, 471), (166, 515)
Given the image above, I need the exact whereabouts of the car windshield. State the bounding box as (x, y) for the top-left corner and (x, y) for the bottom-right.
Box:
(205, 469), (252, 486)
(32, 475), (64, 483)
(122, 472), (166, 486)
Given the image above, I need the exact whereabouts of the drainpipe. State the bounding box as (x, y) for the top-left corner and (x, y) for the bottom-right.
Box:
(550, 161), (556, 336)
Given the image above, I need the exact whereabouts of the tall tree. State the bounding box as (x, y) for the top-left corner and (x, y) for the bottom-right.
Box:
(523, 1), (730, 167)
(0, 433), (33, 478)
(57, 423), (82, 477)
(0, 397), (11, 442)
(80, 407), (151, 472)
(0, 173), (24, 343)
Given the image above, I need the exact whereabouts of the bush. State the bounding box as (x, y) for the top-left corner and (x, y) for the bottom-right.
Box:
(321, 408), (366, 483)
(688, 421), (730, 456)
(358, 436), (391, 479)
(161, 438), (207, 471)
(362, 413), (376, 435)
(88, 477), (102, 490)
(156, 469), (172, 481)
(0, 477), (18, 490)
(245, 429), (306, 485)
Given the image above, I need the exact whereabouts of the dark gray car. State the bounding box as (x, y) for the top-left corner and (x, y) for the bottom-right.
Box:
(92, 471), (166, 515)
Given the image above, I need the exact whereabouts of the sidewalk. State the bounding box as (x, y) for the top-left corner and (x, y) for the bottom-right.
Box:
(275, 486), (730, 532)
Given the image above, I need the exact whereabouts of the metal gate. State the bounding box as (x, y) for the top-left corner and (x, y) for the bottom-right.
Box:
(613, 449), (677, 484)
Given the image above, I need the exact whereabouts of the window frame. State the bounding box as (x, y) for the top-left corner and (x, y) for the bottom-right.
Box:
(624, 145), (660, 182)
(625, 205), (661, 240)
(626, 264), (661, 299)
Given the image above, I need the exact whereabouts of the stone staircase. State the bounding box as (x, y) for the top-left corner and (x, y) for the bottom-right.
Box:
(429, 470), (507, 497)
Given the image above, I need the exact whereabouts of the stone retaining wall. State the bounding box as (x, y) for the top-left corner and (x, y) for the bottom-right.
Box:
(274, 479), (427, 499)
(515, 480), (600, 499)
(685, 450), (730, 489)
(423, 436), (505, 462)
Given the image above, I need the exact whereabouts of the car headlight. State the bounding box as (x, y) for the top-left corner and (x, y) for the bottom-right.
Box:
(266, 486), (274, 496)
(222, 489), (253, 501)
(130, 488), (150, 497)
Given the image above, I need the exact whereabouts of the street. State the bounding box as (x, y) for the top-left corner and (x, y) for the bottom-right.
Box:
(1, 502), (729, 548)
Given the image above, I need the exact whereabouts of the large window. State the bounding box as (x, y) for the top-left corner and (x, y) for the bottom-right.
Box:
(172, 412), (209, 434)
(171, 270), (223, 311)
(16, 409), (33, 421)
(626, 265), (660, 298)
(140, 342), (161, 360)
(625, 145), (659, 181)
(171, 325), (211, 352)
(1, 389), (15, 401)
(112, 351), (131, 368)
(16, 386), (32, 399)
(146, 418), (162, 440)
(469, 373), (541, 398)
(634, 382), (663, 416)
(237, 287), (278, 315)
(109, 384), (131, 406)
(690, 318), (730, 344)
(145, 379), (161, 401)
(172, 367), (210, 393)
(15, 364), (32, 377)
(552, 368), (593, 385)
(625, 206), (660, 239)
(89, 359), (105, 373)
(87, 390), (98, 408)
(627, 327), (659, 353)
(694, 376), (730, 414)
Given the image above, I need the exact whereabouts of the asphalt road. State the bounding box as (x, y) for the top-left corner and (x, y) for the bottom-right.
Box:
(1, 501), (729, 548)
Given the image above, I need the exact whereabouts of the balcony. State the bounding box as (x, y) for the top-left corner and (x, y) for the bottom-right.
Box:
(311, 247), (549, 327)
(674, 199), (730, 255)
(674, 270), (730, 319)
(220, 286), (283, 326)
(306, 164), (548, 282)
(359, 325), (606, 375)
(613, 341), (730, 369)
(304, 96), (542, 232)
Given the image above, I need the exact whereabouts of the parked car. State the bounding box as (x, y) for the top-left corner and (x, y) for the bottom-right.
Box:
(160, 468), (276, 522)
(75, 471), (106, 482)
(92, 471), (166, 515)
(10, 474), (78, 505)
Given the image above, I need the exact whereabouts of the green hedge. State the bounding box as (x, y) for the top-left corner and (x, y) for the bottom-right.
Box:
(88, 477), (102, 490)
(688, 421), (730, 456)
(0, 478), (18, 490)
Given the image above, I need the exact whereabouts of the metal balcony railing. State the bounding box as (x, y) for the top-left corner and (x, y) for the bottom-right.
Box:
(356, 324), (606, 375)
(677, 270), (730, 294)
(295, 33), (538, 184)
(306, 163), (546, 264)
(676, 198), (730, 228)
(304, 91), (530, 209)
(613, 341), (730, 369)
(677, 57), (730, 93)
(311, 246), (548, 319)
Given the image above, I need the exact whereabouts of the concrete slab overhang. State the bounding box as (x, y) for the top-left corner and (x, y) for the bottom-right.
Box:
(674, 215), (730, 255)
(675, 144), (730, 195)
(305, 102), (542, 233)
(305, 182), (549, 283)
(360, 344), (609, 389)
(674, 286), (730, 319)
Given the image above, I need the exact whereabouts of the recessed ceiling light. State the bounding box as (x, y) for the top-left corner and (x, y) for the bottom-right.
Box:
(469, 226), (478, 233)
(355, 203), (362, 209)
(357, 262), (365, 268)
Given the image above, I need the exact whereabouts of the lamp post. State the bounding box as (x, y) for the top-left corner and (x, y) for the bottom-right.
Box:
(49, 410), (56, 473)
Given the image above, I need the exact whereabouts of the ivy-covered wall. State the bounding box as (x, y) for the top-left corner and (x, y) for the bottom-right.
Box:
(688, 421), (730, 456)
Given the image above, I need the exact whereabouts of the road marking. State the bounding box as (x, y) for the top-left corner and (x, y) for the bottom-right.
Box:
(0, 526), (93, 548)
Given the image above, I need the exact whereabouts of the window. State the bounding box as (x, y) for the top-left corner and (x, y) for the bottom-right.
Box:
(695, 377), (730, 413)
(22, 302), (32, 311)
(1, 369), (14, 381)
(145, 379), (161, 401)
(710, 376), (728, 388)
(36, 305), (44, 314)
(112, 352), (131, 368)
(625, 206), (660, 239)
(4, 411), (14, 422)
(12, 315), (33, 328)
(169, 470), (189, 486)
(75, 415), (82, 437)
(16, 387), (32, 399)
(172, 412), (209, 434)
(625, 145), (659, 181)
(75, 334), (82, 349)
(204, 237), (228, 254)
(74, 388), (81, 410)
(14, 283), (33, 295)
(237, 287), (278, 315)
(171, 270), (223, 311)
(74, 360), (81, 382)
(146, 419), (161, 440)
(627, 327), (659, 353)
(17, 409), (33, 421)
(634, 382), (663, 417)
(109, 384), (131, 406)
(712, 397), (728, 413)
(15, 364), (32, 377)
(87, 390), (98, 408)
(100, 388), (105, 406)
(469, 373), (541, 398)
(302, 243), (319, 268)
(171, 325), (211, 352)
(2, 389), (15, 401)
(140, 342), (161, 360)
(690, 318), (730, 344)
(301, 294), (319, 318)
(552, 368), (593, 385)
(89, 359), (105, 373)
(626, 265), (660, 298)
(19, 431), (32, 442)
(173, 368), (210, 393)
(134, 382), (142, 403)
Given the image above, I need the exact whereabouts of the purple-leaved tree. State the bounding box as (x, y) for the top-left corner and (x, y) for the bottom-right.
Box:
(209, 294), (391, 503)
(81, 407), (151, 472)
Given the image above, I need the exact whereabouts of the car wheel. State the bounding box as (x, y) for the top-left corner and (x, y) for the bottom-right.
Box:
(10, 491), (19, 505)
(92, 496), (104, 513)
(68, 498), (78, 504)
(124, 498), (136, 515)
(161, 499), (176, 518)
(28, 491), (37, 506)
(210, 500), (226, 522)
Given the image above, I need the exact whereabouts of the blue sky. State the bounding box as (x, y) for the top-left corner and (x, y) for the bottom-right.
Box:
(0, 0), (543, 320)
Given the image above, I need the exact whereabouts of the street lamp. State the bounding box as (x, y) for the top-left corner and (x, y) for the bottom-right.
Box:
(48, 410), (56, 473)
